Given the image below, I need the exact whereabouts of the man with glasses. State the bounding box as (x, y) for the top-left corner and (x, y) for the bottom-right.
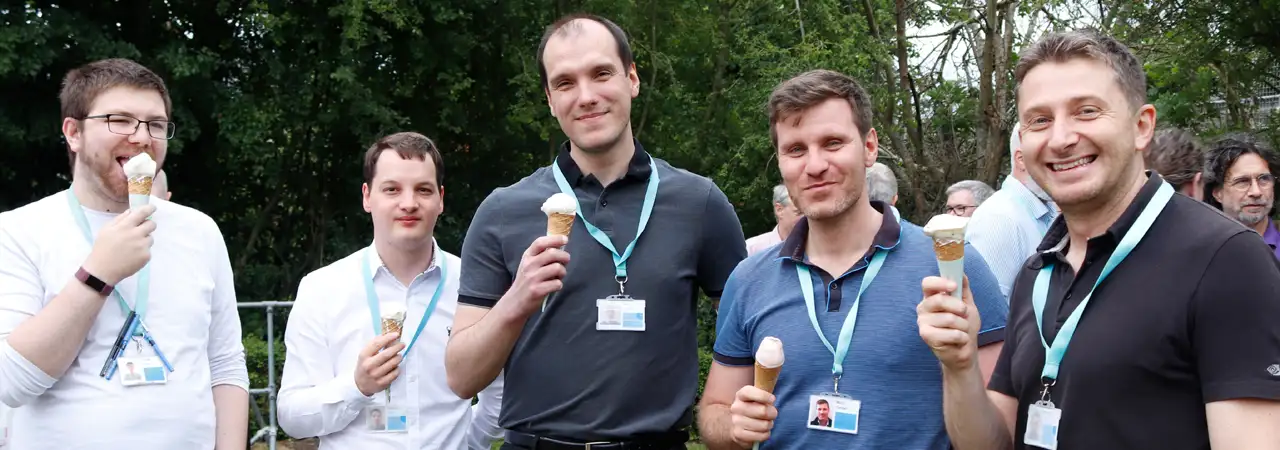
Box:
(0, 58), (249, 449)
(1205, 134), (1280, 259)
(943, 180), (994, 217)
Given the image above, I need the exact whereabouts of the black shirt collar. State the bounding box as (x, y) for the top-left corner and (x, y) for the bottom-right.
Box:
(554, 139), (653, 187)
(779, 201), (902, 262)
(1033, 171), (1166, 265)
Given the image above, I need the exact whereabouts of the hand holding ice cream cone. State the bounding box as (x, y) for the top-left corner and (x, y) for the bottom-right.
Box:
(728, 337), (783, 449)
(538, 193), (577, 311)
(917, 275), (981, 371)
(123, 153), (157, 210)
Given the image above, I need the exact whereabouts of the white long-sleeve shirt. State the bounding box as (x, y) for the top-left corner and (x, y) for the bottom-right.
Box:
(278, 242), (503, 450)
(0, 190), (249, 449)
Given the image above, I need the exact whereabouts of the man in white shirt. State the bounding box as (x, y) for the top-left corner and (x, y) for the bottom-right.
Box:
(745, 184), (802, 255)
(0, 58), (250, 449)
(965, 125), (1059, 299)
(278, 132), (503, 450)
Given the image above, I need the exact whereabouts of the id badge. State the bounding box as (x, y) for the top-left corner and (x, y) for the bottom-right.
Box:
(117, 356), (167, 386)
(807, 394), (860, 435)
(364, 406), (409, 433)
(596, 296), (645, 332)
(1024, 401), (1061, 449)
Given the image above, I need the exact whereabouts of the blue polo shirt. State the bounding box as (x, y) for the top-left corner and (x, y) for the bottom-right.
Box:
(713, 202), (1008, 450)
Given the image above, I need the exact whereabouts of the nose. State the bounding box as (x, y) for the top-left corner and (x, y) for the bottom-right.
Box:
(398, 192), (419, 211)
(576, 81), (601, 109)
(127, 122), (151, 146)
(1246, 179), (1265, 197)
(802, 147), (830, 177)
(1044, 118), (1080, 155)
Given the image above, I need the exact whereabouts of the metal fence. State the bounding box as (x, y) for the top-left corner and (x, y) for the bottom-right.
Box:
(239, 301), (294, 450)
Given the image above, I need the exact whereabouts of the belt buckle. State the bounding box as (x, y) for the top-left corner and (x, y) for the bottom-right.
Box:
(583, 442), (610, 450)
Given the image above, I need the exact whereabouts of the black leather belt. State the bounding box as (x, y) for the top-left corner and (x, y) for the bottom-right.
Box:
(504, 430), (688, 450)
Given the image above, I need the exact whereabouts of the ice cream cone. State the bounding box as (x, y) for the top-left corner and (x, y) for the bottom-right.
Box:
(381, 317), (404, 336)
(923, 215), (970, 299)
(123, 153), (158, 209)
(754, 362), (781, 393)
(547, 212), (575, 236)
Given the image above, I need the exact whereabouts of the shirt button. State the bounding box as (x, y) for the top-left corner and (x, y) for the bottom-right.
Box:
(409, 375), (417, 382)
(601, 200), (608, 207)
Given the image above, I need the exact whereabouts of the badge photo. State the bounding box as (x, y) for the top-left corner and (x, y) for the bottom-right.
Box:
(806, 394), (860, 435)
(365, 406), (388, 432)
(117, 356), (167, 386)
(595, 297), (646, 332)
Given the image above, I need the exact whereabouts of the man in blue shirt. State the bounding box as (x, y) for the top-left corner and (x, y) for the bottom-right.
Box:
(696, 69), (1009, 450)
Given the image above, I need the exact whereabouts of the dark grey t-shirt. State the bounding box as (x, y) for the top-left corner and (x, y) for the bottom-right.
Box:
(458, 141), (746, 440)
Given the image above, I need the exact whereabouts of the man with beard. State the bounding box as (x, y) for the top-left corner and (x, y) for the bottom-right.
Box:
(0, 58), (248, 449)
(1204, 134), (1280, 259)
(697, 69), (1008, 450)
(966, 126), (1060, 300)
(919, 30), (1280, 450)
(445, 14), (746, 449)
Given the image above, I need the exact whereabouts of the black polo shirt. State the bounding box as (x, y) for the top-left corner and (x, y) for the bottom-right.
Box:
(458, 140), (746, 441)
(989, 173), (1280, 449)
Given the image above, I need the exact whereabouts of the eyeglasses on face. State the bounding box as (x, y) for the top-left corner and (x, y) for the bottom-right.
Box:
(83, 114), (176, 140)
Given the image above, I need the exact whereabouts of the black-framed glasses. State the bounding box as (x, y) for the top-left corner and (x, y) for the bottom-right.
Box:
(84, 114), (176, 140)
(945, 204), (976, 215)
(1227, 173), (1275, 192)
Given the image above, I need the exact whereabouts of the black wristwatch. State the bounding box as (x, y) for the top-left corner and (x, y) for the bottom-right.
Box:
(76, 267), (114, 296)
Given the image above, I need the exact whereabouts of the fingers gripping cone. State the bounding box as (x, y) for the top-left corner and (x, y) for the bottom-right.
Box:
(753, 337), (784, 450)
(123, 153), (158, 210)
(379, 302), (406, 402)
(540, 193), (577, 311)
(923, 215), (969, 299)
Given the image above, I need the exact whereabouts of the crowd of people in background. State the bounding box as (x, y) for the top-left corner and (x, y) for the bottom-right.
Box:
(0, 10), (1278, 450)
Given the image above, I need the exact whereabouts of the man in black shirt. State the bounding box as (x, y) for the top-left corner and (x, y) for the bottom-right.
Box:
(917, 29), (1280, 450)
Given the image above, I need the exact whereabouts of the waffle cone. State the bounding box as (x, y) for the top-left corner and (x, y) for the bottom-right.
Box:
(546, 212), (575, 236)
(754, 362), (781, 393)
(933, 240), (964, 261)
(128, 177), (153, 196)
(381, 318), (404, 336)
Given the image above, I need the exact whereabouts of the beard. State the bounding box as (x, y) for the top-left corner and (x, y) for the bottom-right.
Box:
(797, 186), (859, 221)
(1233, 200), (1274, 227)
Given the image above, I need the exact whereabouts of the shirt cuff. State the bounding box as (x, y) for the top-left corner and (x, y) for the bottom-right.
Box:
(334, 372), (375, 408)
(458, 295), (497, 309)
(712, 351), (753, 367)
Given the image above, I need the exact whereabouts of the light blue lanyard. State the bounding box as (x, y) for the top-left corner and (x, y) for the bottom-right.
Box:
(550, 156), (660, 287)
(361, 249), (446, 358)
(66, 190), (150, 335)
(797, 249), (888, 391)
(1032, 180), (1173, 385)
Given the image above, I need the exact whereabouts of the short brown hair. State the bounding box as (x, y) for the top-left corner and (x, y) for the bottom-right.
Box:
(60, 59), (172, 173)
(767, 69), (874, 147)
(363, 132), (445, 187)
(536, 14), (634, 91)
(1014, 29), (1147, 111)
(1144, 128), (1204, 190)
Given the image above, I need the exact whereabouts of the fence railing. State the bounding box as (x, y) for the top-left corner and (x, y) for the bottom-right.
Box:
(239, 301), (294, 450)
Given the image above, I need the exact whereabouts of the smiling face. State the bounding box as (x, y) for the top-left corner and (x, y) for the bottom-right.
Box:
(1017, 58), (1154, 210)
(63, 86), (168, 203)
(542, 19), (640, 155)
(775, 98), (879, 221)
(362, 150), (444, 252)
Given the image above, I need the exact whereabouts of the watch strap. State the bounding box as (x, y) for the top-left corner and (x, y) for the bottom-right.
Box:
(76, 267), (114, 296)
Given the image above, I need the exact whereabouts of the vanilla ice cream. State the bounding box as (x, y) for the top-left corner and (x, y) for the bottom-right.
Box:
(123, 153), (157, 209)
(755, 336), (785, 368)
(542, 193), (578, 237)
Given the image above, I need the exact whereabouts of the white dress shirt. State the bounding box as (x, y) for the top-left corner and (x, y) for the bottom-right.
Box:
(278, 242), (503, 450)
(966, 176), (1059, 299)
(0, 190), (249, 449)
(745, 227), (783, 256)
